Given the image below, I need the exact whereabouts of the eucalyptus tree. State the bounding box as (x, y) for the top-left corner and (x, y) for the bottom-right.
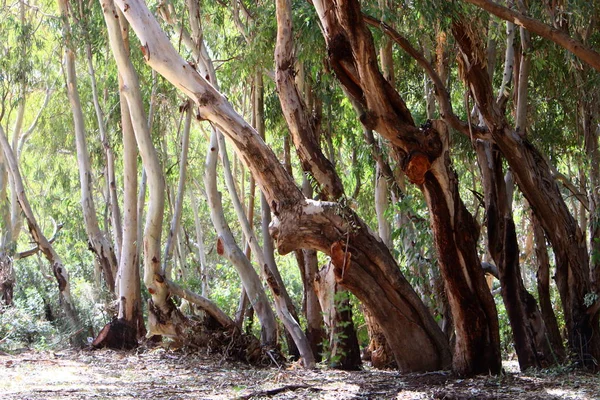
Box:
(451, 0), (600, 368)
(57, 0), (118, 294)
(0, 0), (54, 306)
(310, 0), (502, 376)
(0, 125), (79, 330)
(108, 0), (452, 372)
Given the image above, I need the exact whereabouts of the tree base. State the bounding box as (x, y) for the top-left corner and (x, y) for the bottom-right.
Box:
(92, 318), (138, 350)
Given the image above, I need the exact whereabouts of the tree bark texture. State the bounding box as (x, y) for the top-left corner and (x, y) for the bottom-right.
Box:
(314, 262), (362, 370)
(101, 1), (174, 337)
(532, 212), (566, 362)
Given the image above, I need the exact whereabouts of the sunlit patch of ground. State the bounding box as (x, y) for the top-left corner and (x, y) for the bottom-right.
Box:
(0, 349), (599, 399)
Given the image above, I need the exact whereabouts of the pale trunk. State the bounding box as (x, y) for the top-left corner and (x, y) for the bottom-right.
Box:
(59, 0), (117, 294)
(189, 187), (208, 297)
(101, 3), (170, 337)
(162, 104), (192, 274)
(80, 1), (122, 262)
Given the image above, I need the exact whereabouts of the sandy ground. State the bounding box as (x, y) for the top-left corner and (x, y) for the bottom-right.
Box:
(0, 349), (598, 399)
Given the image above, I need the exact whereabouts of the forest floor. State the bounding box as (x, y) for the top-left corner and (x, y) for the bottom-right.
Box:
(0, 347), (599, 399)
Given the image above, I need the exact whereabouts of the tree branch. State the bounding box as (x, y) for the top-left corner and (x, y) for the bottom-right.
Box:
(15, 222), (64, 260)
(362, 14), (488, 140)
(462, 0), (600, 72)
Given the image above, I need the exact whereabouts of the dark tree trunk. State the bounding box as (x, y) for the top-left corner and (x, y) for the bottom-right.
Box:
(532, 212), (566, 362)
(453, 18), (600, 369)
(477, 141), (555, 369)
(0, 255), (14, 306)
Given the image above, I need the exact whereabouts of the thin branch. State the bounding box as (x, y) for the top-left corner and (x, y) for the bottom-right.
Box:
(15, 222), (64, 260)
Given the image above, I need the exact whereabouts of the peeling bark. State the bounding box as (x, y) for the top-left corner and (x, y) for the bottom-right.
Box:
(312, 0), (500, 375)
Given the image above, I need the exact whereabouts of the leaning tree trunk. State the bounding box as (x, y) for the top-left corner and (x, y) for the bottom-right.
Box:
(453, 17), (600, 368)
(275, 0), (363, 369)
(182, 0), (313, 362)
(113, 0), (451, 373)
(311, 0), (500, 375)
(0, 126), (79, 330)
(476, 140), (554, 369)
(182, 8), (279, 347)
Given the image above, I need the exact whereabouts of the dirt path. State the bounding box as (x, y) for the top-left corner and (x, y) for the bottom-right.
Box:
(0, 349), (598, 399)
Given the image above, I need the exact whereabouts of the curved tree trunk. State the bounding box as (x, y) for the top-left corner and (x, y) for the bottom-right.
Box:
(0, 126), (79, 331)
(113, 0), (451, 373)
(101, 1), (173, 337)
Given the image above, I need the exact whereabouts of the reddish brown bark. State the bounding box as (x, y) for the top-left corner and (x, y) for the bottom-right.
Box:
(312, 0), (501, 376)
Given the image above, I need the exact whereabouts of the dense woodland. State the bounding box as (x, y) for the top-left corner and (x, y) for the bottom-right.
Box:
(0, 0), (599, 380)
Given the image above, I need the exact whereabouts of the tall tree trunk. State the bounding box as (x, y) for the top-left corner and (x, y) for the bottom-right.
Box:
(101, 2), (174, 336)
(453, 18), (600, 368)
(58, 0), (118, 294)
(476, 140), (554, 369)
(532, 211), (566, 362)
(115, 14), (145, 340)
(254, 70), (301, 361)
(79, 0), (122, 263)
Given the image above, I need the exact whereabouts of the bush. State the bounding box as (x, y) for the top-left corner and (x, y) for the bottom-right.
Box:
(0, 288), (58, 351)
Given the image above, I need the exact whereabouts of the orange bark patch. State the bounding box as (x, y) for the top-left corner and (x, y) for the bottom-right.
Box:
(405, 152), (431, 185)
(216, 237), (224, 256)
(330, 241), (351, 281)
